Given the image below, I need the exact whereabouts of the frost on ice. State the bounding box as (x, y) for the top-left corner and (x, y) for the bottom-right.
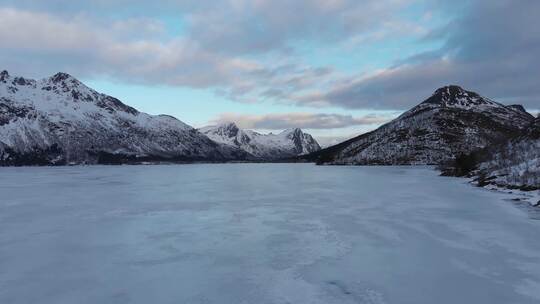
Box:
(1, 164), (540, 304)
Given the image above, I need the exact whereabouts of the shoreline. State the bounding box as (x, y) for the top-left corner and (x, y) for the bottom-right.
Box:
(467, 177), (540, 207)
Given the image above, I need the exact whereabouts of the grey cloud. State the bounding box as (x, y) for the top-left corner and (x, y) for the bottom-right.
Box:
(1, 0), (414, 55)
(4, 0), (537, 113)
(210, 113), (394, 130)
(0, 7), (343, 103)
(0, 8), (278, 89)
(186, 0), (413, 55)
(299, 0), (540, 110)
(0, 1), (423, 109)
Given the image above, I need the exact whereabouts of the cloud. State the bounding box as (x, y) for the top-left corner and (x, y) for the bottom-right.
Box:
(209, 112), (394, 130)
(296, 0), (540, 109)
(185, 0), (414, 55)
(0, 8), (314, 94)
(0, 2), (419, 107)
(2, 0), (537, 112)
(0, 8), (239, 86)
(2, 0), (413, 54)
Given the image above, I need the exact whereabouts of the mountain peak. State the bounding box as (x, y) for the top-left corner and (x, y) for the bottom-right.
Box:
(215, 122), (240, 132)
(421, 85), (497, 108)
(0, 70), (9, 82)
(434, 85), (466, 94)
(0, 71), (35, 86)
(220, 121), (238, 129)
(49, 72), (78, 83)
(508, 104), (528, 113)
(281, 128), (302, 136)
(432, 85), (479, 100)
(42, 72), (90, 95)
(213, 122), (240, 137)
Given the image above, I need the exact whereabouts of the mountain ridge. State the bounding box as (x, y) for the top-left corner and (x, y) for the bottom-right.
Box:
(0, 70), (250, 165)
(199, 122), (321, 160)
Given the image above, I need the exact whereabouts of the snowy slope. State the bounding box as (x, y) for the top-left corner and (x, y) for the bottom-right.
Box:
(199, 122), (321, 159)
(475, 116), (540, 190)
(0, 71), (248, 165)
(305, 85), (534, 165)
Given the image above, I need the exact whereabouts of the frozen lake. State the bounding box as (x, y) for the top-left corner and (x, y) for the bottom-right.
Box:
(1, 164), (540, 304)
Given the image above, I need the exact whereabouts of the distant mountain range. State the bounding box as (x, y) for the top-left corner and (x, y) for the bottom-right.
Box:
(0, 71), (319, 165)
(301, 85), (535, 166)
(2, 69), (537, 190)
(199, 122), (320, 160)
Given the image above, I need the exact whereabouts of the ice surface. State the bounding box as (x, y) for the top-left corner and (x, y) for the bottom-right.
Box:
(1, 164), (540, 304)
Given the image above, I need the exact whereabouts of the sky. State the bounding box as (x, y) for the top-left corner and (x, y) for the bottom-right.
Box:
(0, 0), (538, 146)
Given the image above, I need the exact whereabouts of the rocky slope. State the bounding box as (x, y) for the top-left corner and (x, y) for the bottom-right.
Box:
(0, 71), (248, 165)
(199, 122), (321, 160)
(471, 116), (540, 191)
(302, 85), (534, 165)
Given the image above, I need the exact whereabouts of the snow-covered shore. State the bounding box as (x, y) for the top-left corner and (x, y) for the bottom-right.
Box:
(474, 181), (540, 207)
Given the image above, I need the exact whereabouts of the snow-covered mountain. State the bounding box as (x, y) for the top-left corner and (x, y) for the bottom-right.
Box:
(0, 71), (249, 165)
(303, 85), (535, 165)
(199, 122), (321, 159)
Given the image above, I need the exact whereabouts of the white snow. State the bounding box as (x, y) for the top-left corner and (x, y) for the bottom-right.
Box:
(199, 123), (320, 159)
(0, 71), (235, 162)
(0, 72), (192, 138)
(1, 164), (540, 304)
